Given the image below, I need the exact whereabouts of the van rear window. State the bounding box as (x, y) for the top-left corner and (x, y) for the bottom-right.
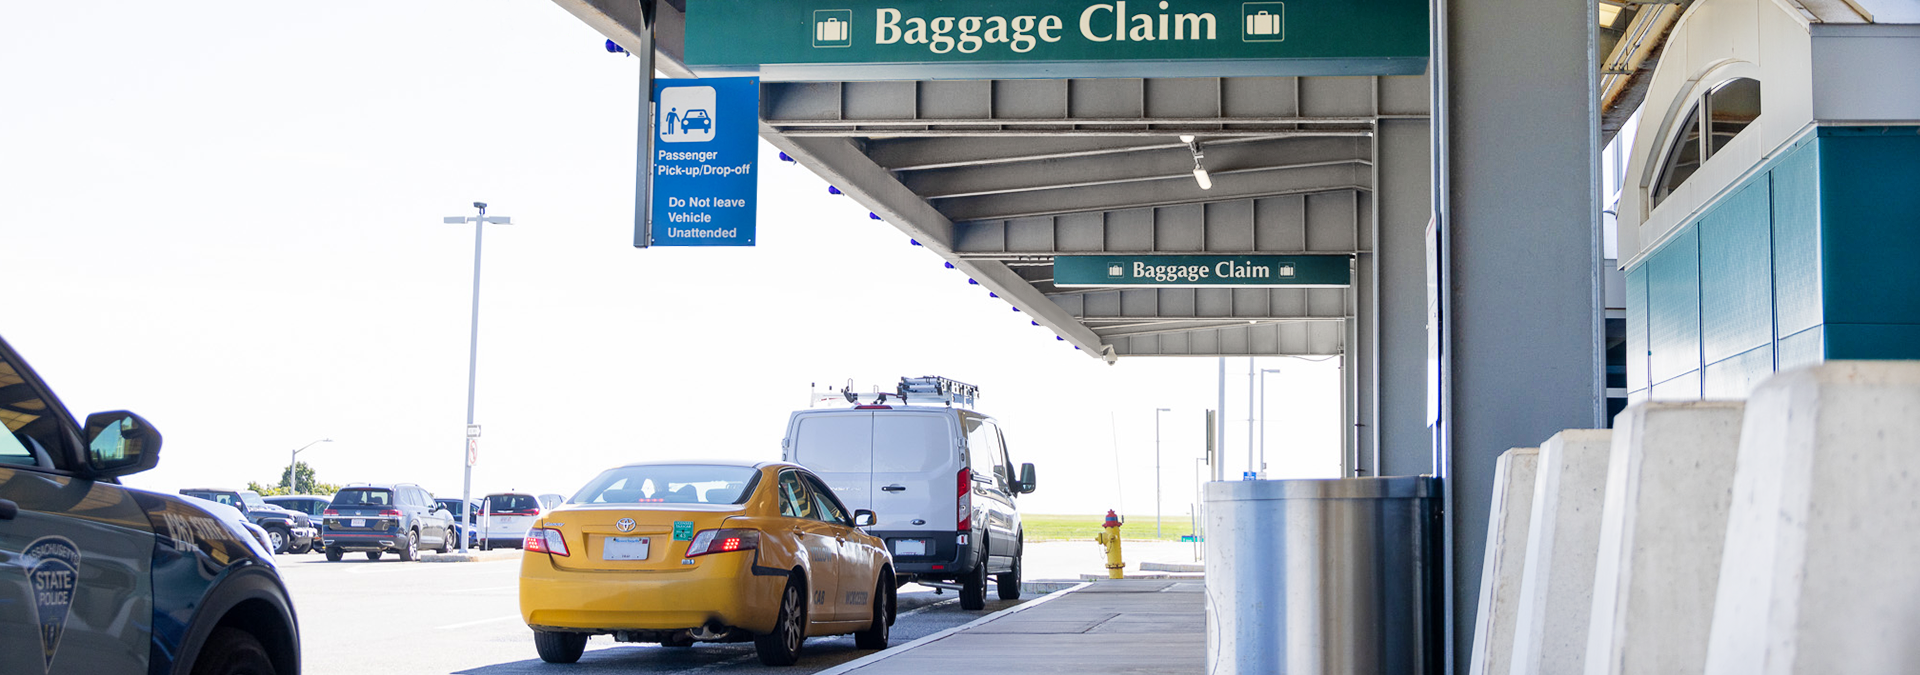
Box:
(873, 415), (951, 473)
(794, 414), (872, 473)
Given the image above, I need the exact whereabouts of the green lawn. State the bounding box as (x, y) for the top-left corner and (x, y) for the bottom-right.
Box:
(1022, 514), (1202, 542)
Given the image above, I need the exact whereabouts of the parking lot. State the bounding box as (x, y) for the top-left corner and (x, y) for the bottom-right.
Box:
(278, 554), (1026, 675)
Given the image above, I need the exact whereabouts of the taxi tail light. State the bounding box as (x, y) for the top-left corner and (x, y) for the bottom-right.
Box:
(956, 468), (972, 532)
(524, 528), (569, 556)
(684, 529), (761, 558)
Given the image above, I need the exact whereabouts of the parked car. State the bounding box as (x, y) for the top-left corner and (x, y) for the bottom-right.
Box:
(518, 461), (895, 666)
(436, 497), (482, 549)
(0, 333), (301, 675)
(180, 488), (319, 554)
(479, 491), (543, 549)
(264, 495), (333, 554)
(321, 483), (456, 561)
(783, 376), (1035, 610)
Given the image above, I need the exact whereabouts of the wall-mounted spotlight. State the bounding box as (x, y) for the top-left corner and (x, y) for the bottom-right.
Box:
(1181, 135), (1212, 190)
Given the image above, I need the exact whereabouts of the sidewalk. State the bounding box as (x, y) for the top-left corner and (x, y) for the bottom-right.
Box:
(825, 579), (1206, 675)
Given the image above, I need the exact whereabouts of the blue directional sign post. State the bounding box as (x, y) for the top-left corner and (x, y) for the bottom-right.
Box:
(643, 76), (759, 247)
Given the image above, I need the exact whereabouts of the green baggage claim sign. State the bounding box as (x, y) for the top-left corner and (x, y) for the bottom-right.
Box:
(1054, 255), (1352, 287)
(684, 0), (1428, 80)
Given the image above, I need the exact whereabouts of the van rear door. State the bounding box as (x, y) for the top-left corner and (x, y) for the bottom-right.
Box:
(869, 411), (960, 532)
(789, 412), (874, 512)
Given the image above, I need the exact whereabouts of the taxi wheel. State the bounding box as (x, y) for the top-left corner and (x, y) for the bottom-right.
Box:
(853, 576), (893, 649)
(960, 562), (988, 610)
(533, 631), (587, 664)
(190, 627), (275, 675)
(997, 551), (1022, 600)
(399, 530), (418, 561)
(755, 579), (806, 666)
(325, 547), (343, 562)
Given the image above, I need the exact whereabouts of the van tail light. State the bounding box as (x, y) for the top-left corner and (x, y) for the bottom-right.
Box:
(377, 509), (402, 517)
(957, 468), (972, 532)
(685, 529), (761, 558)
(524, 528), (570, 557)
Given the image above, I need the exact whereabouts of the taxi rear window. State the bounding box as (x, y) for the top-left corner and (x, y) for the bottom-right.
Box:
(331, 488), (394, 506)
(571, 465), (759, 505)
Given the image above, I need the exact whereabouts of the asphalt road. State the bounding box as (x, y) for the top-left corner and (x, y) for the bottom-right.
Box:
(275, 553), (1028, 675)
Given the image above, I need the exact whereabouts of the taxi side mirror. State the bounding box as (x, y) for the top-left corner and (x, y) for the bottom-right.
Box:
(1018, 463), (1037, 494)
(853, 509), (876, 527)
(83, 411), (162, 479)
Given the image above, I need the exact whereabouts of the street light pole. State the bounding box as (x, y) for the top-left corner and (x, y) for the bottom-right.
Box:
(444, 202), (511, 553)
(1155, 407), (1171, 538)
(1258, 368), (1281, 479)
(288, 438), (331, 493)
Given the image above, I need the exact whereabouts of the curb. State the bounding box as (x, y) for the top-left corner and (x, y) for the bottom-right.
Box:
(420, 549), (521, 563)
(810, 581), (1091, 675)
(1077, 572), (1206, 581)
(1140, 561), (1205, 573)
(1020, 580), (1083, 594)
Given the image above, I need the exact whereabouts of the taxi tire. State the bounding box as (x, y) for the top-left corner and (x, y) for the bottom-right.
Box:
(191, 627), (276, 675)
(533, 631), (588, 664)
(960, 561), (988, 610)
(399, 530), (418, 561)
(755, 579), (807, 666)
(854, 575), (893, 649)
(325, 547), (343, 562)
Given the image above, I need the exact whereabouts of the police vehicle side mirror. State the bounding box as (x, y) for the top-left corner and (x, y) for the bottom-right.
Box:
(83, 411), (162, 479)
(853, 509), (876, 528)
(1018, 463), (1037, 494)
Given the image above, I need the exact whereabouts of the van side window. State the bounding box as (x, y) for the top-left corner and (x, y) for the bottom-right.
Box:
(985, 422), (1012, 492)
(964, 416), (996, 483)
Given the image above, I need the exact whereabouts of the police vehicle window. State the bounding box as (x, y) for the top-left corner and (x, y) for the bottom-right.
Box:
(801, 474), (851, 526)
(570, 464), (759, 505)
(873, 414), (950, 473)
(333, 488), (393, 507)
(0, 357), (65, 470)
(794, 414), (873, 474)
(778, 471), (817, 519)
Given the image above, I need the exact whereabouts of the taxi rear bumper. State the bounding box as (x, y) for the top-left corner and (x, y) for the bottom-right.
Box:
(519, 549), (785, 635)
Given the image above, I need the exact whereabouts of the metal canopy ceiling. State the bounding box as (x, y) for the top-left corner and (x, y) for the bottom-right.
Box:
(553, 0), (1426, 363)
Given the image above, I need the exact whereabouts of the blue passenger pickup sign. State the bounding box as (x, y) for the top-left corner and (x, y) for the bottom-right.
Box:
(648, 77), (759, 247)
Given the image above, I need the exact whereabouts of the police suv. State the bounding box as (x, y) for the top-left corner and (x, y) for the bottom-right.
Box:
(0, 335), (301, 675)
(784, 377), (1036, 610)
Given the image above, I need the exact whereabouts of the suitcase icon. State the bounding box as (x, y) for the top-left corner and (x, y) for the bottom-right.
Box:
(1246, 10), (1281, 36)
(817, 17), (847, 42)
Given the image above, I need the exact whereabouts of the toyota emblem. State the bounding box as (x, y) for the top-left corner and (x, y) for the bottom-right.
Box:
(615, 518), (636, 533)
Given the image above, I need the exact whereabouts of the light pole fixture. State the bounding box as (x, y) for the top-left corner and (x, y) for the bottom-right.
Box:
(1155, 407), (1171, 538)
(1181, 135), (1212, 190)
(444, 202), (511, 552)
(1258, 368), (1282, 479)
(288, 438), (331, 493)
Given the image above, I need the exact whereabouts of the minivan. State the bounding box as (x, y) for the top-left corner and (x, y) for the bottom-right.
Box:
(783, 377), (1035, 610)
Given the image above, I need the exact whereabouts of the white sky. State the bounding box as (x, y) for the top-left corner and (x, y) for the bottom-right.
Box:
(3, 2), (1342, 522)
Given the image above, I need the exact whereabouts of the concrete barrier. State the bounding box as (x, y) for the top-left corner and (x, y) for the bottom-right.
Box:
(1703, 362), (1920, 675)
(1468, 448), (1540, 675)
(1584, 401), (1744, 675)
(1510, 430), (1612, 675)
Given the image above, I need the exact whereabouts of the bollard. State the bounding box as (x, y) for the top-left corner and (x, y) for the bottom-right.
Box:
(1093, 509), (1125, 579)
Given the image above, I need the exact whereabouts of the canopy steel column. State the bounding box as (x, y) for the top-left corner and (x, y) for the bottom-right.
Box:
(1437, 0), (1603, 670)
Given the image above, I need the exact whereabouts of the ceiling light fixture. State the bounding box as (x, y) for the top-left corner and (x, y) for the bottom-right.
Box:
(1183, 136), (1212, 190)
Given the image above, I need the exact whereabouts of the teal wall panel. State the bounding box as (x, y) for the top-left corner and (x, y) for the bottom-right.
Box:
(1699, 180), (1774, 363)
(1819, 128), (1920, 333)
(1777, 325), (1823, 372)
(1626, 267), (1650, 393)
(1771, 141), (1823, 338)
(1647, 228), (1701, 384)
(1704, 344), (1774, 399)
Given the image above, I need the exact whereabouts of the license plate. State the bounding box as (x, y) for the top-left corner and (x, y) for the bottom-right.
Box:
(351, 519), (365, 527)
(603, 536), (651, 561)
(893, 539), (928, 556)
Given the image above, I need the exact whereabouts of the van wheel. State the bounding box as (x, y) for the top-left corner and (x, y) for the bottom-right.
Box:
(533, 631), (587, 664)
(190, 627), (276, 675)
(997, 550), (1022, 600)
(755, 578), (807, 666)
(854, 575), (894, 649)
(960, 561), (988, 610)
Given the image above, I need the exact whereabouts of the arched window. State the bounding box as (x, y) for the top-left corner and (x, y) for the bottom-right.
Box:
(1652, 77), (1761, 208)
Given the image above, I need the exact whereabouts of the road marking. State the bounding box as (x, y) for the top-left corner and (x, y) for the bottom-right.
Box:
(437, 614), (520, 630)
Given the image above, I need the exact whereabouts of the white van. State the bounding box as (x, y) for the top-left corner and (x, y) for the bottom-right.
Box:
(783, 377), (1035, 610)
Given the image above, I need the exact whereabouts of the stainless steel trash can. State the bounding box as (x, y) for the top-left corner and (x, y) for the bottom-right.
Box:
(1204, 476), (1443, 675)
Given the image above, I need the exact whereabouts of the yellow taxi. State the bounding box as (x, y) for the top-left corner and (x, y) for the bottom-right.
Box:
(518, 460), (896, 666)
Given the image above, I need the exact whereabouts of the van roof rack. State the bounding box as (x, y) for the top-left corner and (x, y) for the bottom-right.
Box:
(809, 376), (980, 409)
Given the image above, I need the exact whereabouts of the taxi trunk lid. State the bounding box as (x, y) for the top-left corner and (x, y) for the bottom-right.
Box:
(543, 504), (742, 572)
